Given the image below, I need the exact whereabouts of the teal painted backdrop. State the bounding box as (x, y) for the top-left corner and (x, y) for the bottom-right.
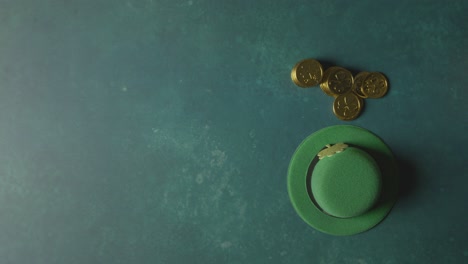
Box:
(0, 0), (466, 263)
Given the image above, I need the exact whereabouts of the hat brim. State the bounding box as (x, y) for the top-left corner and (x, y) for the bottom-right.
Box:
(287, 125), (398, 236)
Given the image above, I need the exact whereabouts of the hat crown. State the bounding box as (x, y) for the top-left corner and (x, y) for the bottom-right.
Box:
(311, 146), (382, 218)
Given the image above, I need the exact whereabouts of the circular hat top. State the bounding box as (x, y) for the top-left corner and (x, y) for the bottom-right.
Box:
(311, 146), (382, 218)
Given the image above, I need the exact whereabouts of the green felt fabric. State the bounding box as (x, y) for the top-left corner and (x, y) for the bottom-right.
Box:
(311, 147), (382, 218)
(288, 125), (398, 236)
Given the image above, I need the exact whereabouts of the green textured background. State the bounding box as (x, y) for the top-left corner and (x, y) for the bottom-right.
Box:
(0, 0), (466, 263)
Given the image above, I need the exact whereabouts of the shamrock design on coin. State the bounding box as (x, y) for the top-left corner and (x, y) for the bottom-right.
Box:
(291, 59), (323, 87)
(333, 93), (363, 120)
(362, 72), (388, 98)
(351, 72), (370, 98)
(327, 68), (353, 95)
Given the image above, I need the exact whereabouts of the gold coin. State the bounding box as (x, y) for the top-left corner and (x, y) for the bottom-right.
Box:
(323, 67), (354, 96)
(320, 67), (339, 96)
(362, 72), (388, 98)
(291, 59), (323, 88)
(352, 72), (370, 98)
(333, 92), (363, 121)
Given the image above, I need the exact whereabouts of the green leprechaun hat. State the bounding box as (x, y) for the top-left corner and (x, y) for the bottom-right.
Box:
(287, 125), (398, 236)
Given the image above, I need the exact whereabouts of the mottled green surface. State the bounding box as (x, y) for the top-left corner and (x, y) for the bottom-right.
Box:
(312, 147), (382, 218)
(0, 0), (466, 263)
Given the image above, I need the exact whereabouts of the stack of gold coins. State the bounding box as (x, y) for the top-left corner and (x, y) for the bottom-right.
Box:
(291, 58), (389, 121)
